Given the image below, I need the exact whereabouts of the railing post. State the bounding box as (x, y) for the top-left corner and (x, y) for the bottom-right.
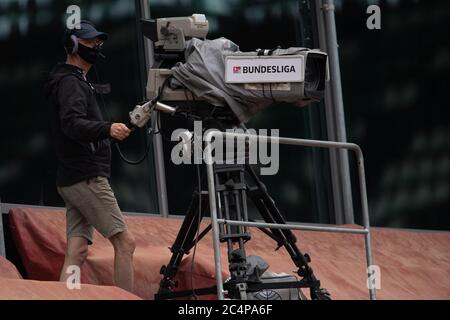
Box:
(203, 130), (375, 300)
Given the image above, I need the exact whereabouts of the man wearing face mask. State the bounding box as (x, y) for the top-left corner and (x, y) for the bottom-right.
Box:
(45, 20), (136, 292)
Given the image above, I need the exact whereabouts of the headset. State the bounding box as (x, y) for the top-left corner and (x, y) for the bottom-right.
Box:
(63, 20), (98, 55)
(63, 28), (79, 55)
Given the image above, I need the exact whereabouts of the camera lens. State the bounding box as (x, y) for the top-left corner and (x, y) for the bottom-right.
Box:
(305, 56), (322, 92)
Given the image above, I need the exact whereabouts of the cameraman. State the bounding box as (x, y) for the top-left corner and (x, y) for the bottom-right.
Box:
(45, 21), (135, 292)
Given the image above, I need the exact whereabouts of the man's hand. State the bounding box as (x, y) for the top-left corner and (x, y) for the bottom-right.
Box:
(110, 123), (132, 141)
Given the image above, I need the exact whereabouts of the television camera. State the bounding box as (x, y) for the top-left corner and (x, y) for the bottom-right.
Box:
(128, 14), (331, 300)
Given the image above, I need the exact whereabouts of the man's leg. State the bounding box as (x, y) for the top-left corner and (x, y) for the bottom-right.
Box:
(60, 236), (89, 282)
(57, 185), (94, 284)
(61, 177), (135, 291)
(108, 230), (136, 292)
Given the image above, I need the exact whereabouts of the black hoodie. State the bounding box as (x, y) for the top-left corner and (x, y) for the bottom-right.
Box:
(45, 63), (112, 187)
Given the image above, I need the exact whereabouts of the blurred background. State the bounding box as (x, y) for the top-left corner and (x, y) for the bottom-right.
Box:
(0, 0), (448, 230)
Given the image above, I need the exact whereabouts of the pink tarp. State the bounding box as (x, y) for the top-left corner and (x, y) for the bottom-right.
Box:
(0, 255), (140, 299)
(0, 278), (141, 300)
(0, 256), (22, 279)
(8, 207), (450, 300)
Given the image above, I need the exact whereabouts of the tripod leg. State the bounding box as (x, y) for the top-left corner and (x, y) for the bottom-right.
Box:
(157, 190), (207, 297)
(245, 164), (331, 300)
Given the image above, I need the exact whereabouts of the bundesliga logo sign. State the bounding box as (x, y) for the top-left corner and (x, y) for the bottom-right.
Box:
(233, 65), (296, 74)
(225, 56), (304, 84)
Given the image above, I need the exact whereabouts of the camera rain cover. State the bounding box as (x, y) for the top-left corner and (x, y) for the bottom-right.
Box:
(170, 37), (319, 122)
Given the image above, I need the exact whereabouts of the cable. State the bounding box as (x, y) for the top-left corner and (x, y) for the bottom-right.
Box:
(120, 75), (176, 159)
(183, 89), (219, 299)
(156, 74), (174, 101)
(181, 87), (207, 299)
(113, 133), (152, 165)
(269, 83), (277, 104)
(94, 66), (160, 166)
(262, 83), (268, 100)
(260, 83), (277, 105)
(190, 163), (202, 300)
(179, 86), (208, 301)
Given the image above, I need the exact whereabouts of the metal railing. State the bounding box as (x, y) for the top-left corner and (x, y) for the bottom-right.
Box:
(203, 130), (376, 300)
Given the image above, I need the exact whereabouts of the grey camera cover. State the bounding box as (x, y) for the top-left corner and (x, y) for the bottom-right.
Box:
(170, 38), (311, 122)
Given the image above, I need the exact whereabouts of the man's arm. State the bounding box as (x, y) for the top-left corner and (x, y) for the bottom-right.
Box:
(57, 76), (112, 142)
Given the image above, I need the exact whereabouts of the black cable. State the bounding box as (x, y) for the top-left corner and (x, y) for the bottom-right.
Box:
(113, 134), (152, 165)
(269, 83), (277, 104)
(154, 109), (175, 143)
(119, 76), (176, 165)
(190, 163), (202, 300)
(261, 83), (267, 99)
(178, 85), (204, 299)
(177, 86), (210, 299)
(93, 66), (180, 165)
(140, 75), (173, 137)
(259, 82), (277, 105)
(156, 74), (174, 101)
(148, 75), (182, 143)
(94, 66), (153, 165)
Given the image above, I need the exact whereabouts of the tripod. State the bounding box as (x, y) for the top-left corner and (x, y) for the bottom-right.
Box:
(155, 131), (331, 300)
